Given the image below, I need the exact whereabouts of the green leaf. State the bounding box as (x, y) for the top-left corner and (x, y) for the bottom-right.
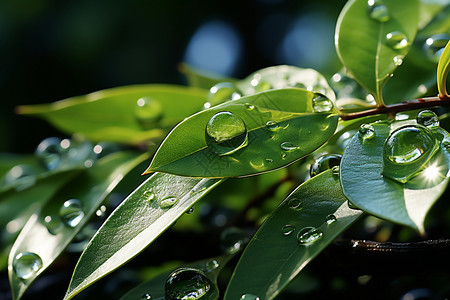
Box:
(17, 85), (208, 145)
(335, 0), (420, 105)
(120, 254), (233, 300)
(236, 65), (336, 102)
(340, 120), (450, 234)
(8, 151), (147, 300)
(64, 173), (222, 300)
(178, 63), (238, 90)
(224, 171), (363, 300)
(146, 88), (339, 178)
(437, 40), (450, 97)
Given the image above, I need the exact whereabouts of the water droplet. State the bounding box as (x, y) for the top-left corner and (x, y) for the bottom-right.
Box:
(359, 123), (375, 139)
(43, 215), (61, 234)
(416, 110), (439, 127)
(1, 164), (37, 191)
(165, 267), (213, 300)
(205, 111), (248, 156)
(265, 120), (279, 131)
(187, 207), (194, 214)
(288, 198), (302, 210)
(13, 252), (43, 280)
(382, 125), (439, 183)
(35, 137), (64, 170)
(159, 196), (179, 209)
(245, 103), (255, 110)
(367, 0), (390, 22)
(385, 31), (408, 49)
(423, 34), (450, 62)
(205, 260), (219, 272)
(240, 294), (261, 300)
(326, 214), (337, 225)
(393, 55), (403, 66)
(144, 190), (156, 202)
(135, 97), (163, 129)
(64, 139), (97, 167)
(312, 93), (333, 113)
(59, 199), (84, 227)
(281, 142), (299, 151)
(331, 165), (340, 175)
(141, 293), (152, 300)
(297, 227), (323, 245)
(220, 227), (247, 254)
(206, 82), (241, 108)
(96, 205), (107, 217)
(310, 154), (342, 177)
(281, 224), (296, 236)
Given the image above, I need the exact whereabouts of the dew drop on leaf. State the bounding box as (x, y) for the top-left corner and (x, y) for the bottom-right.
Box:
(310, 154), (342, 177)
(385, 31), (408, 49)
(382, 125), (439, 183)
(186, 207), (194, 214)
(206, 82), (241, 108)
(367, 0), (390, 23)
(60, 199), (84, 227)
(312, 93), (333, 113)
(423, 34), (450, 63)
(205, 259), (219, 272)
(359, 123), (375, 139)
(35, 137), (63, 170)
(240, 294), (261, 300)
(393, 55), (403, 66)
(165, 267), (213, 300)
(288, 198), (302, 210)
(297, 227), (323, 245)
(331, 165), (340, 175)
(158, 196), (179, 209)
(326, 214), (337, 225)
(135, 97), (163, 129)
(13, 252), (43, 280)
(265, 120), (279, 131)
(281, 224), (296, 236)
(143, 190), (156, 202)
(416, 110), (439, 128)
(280, 142), (300, 151)
(220, 227), (247, 254)
(141, 293), (152, 300)
(205, 111), (248, 156)
(43, 215), (61, 235)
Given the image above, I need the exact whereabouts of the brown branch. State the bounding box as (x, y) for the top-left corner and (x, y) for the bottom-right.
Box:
(340, 95), (450, 121)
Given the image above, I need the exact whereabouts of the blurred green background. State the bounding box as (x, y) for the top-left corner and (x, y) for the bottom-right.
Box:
(0, 0), (346, 154)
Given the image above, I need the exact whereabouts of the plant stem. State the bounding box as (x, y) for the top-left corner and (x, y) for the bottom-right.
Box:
(340, 95), (450, 121)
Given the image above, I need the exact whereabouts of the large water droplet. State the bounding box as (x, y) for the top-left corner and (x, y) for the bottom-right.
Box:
(205, 111), (248, 155)
(165, 267), (213, 300)
(13, 252), (43, 280)
(385, 31), (408, 49)
(310, 154), (342, 177)
(220, 227), (247, 254)
(60, 199), (84, 227)
(297, 226), (323, 245)
(1, 164), (37, 191)
(35, 137), (64, 170)
(423, 34), (450, 63)
(326, 214), (337, 225)
(312, 93), (333, 113)
(280, 142), (300, 151)
(206, 82), (241, 108)
(281, 224), (296, 236)
(141, 293), (152, 300)
(159, 196), (179, 209)
(382, 125), (439, 183)
(359, 123), (375, 140)
(265, 120), (279, 131)
(135, 97), (163, 129)
(416, 110), (439, 128)
(288, 198), (302, 210)
(367, 0), (390, 22)
(240, 294), (261, 300)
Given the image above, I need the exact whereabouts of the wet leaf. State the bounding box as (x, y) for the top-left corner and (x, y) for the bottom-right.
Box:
(8, 151), (147, 300)
(64, 174), (222, 300)
(224, 171), (362, 300)
(336, 0), (420, 104)
(340, 120), (450, 234)
(437, 40), (450, 97)
(17, 85), (208, 145)
(145, 88), (339, 178)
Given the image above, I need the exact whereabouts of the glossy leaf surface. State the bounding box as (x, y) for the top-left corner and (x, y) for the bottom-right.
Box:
(17, 85), (208, 145)
(437, 40), (450, 97)
(336, 0), (420, 104)
(8, 151), (147, 300)
(64, 174), (222, 300)
(146, 88), (339, 178)
(340, 120), (450, 233)
(224, 171), (363, 300)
